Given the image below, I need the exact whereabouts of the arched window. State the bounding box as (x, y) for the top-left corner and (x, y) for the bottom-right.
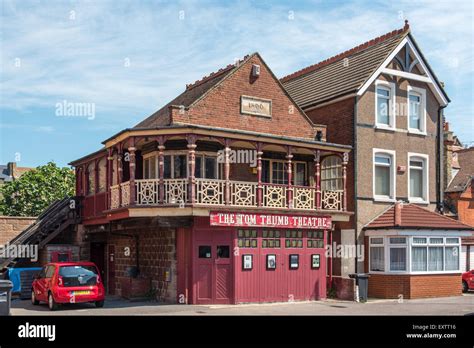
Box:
(98, 158), (107, 193)
(86, 162), (96, 195)
(321, 156), (342, 191)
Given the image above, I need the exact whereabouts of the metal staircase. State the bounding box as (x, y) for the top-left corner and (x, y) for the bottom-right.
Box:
(0, 197), (80, 270)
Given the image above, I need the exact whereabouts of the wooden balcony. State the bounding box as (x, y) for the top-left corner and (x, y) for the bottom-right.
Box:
(110, 178), (345, 212)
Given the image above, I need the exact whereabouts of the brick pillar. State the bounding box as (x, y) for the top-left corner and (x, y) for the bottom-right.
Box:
(128, 143), (136, 206)
(187, 135), (197, 204)
(224, 142), (231, 205)
(314, 150), (321, 210)
(286, 146), (293, 209)
(256, 143), (263, 207)
(158, 139), (165, 204)
(342, 152), (348, 211)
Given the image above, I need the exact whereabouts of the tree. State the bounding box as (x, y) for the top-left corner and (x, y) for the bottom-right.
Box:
(0, 162), (75, 217)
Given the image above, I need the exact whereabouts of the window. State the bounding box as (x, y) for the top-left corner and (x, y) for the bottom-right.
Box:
(408, 154), (428, 203)
(407, 86), (426, 134)
(285, 230), (303, 248)
(164, 154), (187, 179)
(143, 155), (157, 179)
(294, 162), (307, 186)
(237, 229), (258, 248)
(321, 156), (342, 191)
(307, 231), (324, 248)
(97, 158), (107, 192)
(370, 237), (384, 272)
(373, 150), (395, 200)
(370, 236), (461, 274)
(199, 246), (212, 258)
(375, 80), (395, 129)
(217, 245), (230, 258)
(262, 230), (281, 248)
(389, 237), (407, 271)
(45, 265), (55, 278)
(272, 161), (287, 184)
(195, 155), (219, 179)
(261, 159), (307, 186)
(86, 162), (95, 195)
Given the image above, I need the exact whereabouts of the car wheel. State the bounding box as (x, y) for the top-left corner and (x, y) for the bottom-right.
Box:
(48, 293), (58, 311)
(31, 290), (39, 305)
(95, 300), (104, 308)
(462, 281), (468, 293)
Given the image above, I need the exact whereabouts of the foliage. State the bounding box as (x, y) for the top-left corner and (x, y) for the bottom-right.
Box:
(0, 162), (74, 216)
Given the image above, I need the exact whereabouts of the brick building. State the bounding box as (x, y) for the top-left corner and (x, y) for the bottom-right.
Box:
(281, 21), (472, 298)
(68, 53), (353, 304)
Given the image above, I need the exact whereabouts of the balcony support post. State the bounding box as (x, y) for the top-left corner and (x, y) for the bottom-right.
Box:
(187, 135), (197, 205)
(256, 143), (263, 207)
(286, 146), (293, 209)
(158, 136), (165, 204)
(314, 150), (321, 210)
(342, 152), (348, 211)
(107, 148), (114, 209)
(224, 140), (231, 205)
(117, 144), (123, 207)
(128, 138), (136, 206)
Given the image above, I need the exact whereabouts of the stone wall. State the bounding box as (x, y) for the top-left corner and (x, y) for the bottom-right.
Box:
(0, 216), (36, 245)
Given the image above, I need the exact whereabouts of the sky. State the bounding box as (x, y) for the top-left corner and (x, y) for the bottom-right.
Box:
(1, 0), (473, 168)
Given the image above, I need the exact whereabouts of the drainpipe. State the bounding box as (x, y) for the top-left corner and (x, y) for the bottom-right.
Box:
(353, 96), (359, 273)
(437, 105), (448, 213)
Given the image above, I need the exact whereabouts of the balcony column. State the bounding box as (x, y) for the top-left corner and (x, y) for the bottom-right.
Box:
(342, 152), (348, 211)
(314, 150), (321, 210)
(187, 135), (197, 204)
(157, 137), (165, 204)
(107, 148), (114, 209)
(256, 143), (263, 207)
(117, 146), (123, 206)
(286, 146), (293, 209)
(128, 139), (136, 206)
(224, 140), (231, 205)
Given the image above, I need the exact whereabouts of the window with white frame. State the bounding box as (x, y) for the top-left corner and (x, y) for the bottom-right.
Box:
(389, 237), (407, 271)
(375, 80), (395, 128)
(407, 86), (426, 133)
(321, 156), (342, 191)
(370, 237), (385, 272)
(373, 151), (395, 200)
(368, 235), (461, 274)
(408, 154), (428, 202)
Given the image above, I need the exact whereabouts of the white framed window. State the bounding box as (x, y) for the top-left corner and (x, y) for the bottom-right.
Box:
(368, 235), (461, 275)
(373, 149), (396, 201)
(369, 237), (385, 272)
(375, 80), (396, 129)
(389, 237), (407, 271)
(407, 85), (427, 134)
(321, 156), (342, 191)
(408, 153), (429, 203)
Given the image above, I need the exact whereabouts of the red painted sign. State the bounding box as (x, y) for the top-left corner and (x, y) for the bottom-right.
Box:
(209, 211), (331, 229)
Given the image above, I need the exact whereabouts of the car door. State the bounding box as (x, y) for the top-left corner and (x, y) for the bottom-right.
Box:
(470, 271), (474, 289)
(43, 265), (56, 297)
(34, 266), (48, 301)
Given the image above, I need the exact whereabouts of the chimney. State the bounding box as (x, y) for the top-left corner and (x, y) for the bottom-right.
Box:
(7, 162), (16, 177)
(394, 201), (403, 226)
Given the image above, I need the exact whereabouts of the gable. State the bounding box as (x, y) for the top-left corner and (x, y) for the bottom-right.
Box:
(172, 54), (317, 139)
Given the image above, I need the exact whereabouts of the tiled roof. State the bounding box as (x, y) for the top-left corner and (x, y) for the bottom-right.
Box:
(281, 24), (409, 108)
(133, 56), (250, 129)
(364, 203), (474, 230)
(446, 148), (474, 193)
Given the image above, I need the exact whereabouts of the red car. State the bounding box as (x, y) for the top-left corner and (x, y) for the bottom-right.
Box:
(31, 262), (105, 310)
(462, 269), (474, 293)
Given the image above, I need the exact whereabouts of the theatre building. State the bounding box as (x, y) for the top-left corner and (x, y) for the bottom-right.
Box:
(69, 53), (353, 304)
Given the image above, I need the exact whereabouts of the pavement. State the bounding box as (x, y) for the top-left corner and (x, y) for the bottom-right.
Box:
(10, 292), (474, 316)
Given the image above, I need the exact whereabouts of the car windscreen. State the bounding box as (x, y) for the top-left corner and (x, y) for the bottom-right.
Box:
(59, 265), (98, 287)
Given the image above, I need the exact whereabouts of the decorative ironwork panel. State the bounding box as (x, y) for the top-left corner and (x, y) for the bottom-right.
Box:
(110, 185), (120, 209)
(164, 179), (187, 205)
(322, 190), (343, 210)
(196, 179), (225, 205)
(136, 179), (159, 205)
(293, 187), (315, 210)
(230, 181), (257, 207)
(262, 185), (286, 208)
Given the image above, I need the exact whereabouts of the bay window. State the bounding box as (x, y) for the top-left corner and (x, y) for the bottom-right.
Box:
(408, 153), (428, 203)
(373, 150), (395, 200)
(369, 235), (461, 274)
(321, 156), (342, 191)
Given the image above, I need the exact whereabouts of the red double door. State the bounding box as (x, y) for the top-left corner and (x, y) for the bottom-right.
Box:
(194, 227), (233, 304)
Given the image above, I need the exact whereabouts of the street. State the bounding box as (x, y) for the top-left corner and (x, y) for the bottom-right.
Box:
(10, 293), (474, 316)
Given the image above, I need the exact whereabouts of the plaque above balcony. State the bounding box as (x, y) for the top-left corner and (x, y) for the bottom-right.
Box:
(240, 95), (272, 118)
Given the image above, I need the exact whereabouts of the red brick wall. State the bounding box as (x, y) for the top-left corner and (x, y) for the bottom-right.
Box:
(368, 273), (462, 299)
(108, 226), (177, 303)
(172, 54), (316, 139)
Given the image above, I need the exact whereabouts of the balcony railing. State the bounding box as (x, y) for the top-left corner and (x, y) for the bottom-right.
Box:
(108, 178), (345, 212)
